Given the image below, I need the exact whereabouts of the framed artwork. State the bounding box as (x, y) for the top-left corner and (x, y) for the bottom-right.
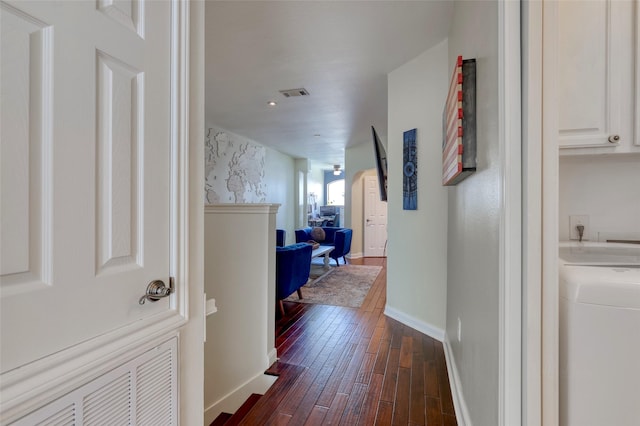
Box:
(442, 55), (476, 186)
(403, 128), (417, 210)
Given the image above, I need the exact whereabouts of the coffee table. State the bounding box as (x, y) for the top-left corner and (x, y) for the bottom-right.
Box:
(308, 245), (334, 285)
(311, 245), (333, 269)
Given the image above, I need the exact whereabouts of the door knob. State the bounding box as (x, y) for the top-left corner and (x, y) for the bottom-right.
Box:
(139, 279), (173, 305)
(608, 135), (620, 143)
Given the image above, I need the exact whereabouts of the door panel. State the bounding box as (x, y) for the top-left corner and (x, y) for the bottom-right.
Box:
(364, 175), (387, 257)
(1, 0), (172, 373)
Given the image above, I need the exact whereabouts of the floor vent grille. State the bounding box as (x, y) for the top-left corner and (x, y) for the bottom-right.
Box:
(11, 339), (177, 426)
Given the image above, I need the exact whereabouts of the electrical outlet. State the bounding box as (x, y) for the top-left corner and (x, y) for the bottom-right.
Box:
(457, 317), (462, 342)
(569, 215), (589, 240)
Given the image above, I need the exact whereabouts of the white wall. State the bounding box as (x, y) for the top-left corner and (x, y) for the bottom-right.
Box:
(559, 154), (640, 241)
(203, 205), (278, 423)
(386, 39), (449, 336)
(308, 161), (326, 202)
(445, 1), (501, 425)
(264, 148), (295, 242)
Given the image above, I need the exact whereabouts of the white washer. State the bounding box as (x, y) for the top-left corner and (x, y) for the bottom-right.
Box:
(559, 242), (640, 426)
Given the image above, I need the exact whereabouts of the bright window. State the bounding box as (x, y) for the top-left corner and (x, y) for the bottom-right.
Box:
(326, 179), (345, 205)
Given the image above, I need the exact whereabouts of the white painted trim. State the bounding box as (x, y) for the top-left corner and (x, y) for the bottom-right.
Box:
(170, 0), (190, 320)
(542, 1), (560, 425)
(443, 334), (472, 426)
(204, 203), (281, 215)
(267, 348), (278, 367)
(180, 0), (206, 423)
(0, 2), (192, 422)
(384, 305), (445, 342)
(498, 1), (522, 426)
(346, 252), (363, 259)
(522, 1), (543, 425)
(203, 373), (278, 426)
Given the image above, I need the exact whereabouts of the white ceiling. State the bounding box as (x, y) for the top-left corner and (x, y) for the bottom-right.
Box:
(205, 1), (453, 167)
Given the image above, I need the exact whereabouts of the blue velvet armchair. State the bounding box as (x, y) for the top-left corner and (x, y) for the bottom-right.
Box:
(275, 242), (312, 316)
(329, 229), (352, 266)
(295, 226), (353, 267)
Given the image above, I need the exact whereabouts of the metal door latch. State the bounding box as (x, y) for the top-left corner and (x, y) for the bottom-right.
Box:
(139, 278), (174, 305)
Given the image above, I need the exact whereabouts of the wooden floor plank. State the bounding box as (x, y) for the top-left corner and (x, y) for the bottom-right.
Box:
(322, 393), (350, 425)
(314, 342), (357, 407)
(336, 342), (368, 394)
(380, 347), (400, 402)
(399, 335), (413, 368)
(357, 373), (384, 426)
(355, 351), (375, 384)
(303, 406), (328, 426)
(338, 382), (368, 425)
(375, 401), (394, 426)
(373, 335), (391, 375)
(286, 364), (334, 422)
(392, 367), (411, 425)
(424, 360), (440, 398)
(426, 396), (444, 426)
(410, 351), (426, 426)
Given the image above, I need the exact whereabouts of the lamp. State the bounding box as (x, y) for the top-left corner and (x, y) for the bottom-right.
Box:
(333, 164), (342, 176)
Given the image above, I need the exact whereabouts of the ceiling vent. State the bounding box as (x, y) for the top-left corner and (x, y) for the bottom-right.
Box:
(279, 88), (310, 98)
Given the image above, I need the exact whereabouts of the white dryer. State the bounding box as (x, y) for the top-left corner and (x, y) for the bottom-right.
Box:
(559, 242), (640, 426)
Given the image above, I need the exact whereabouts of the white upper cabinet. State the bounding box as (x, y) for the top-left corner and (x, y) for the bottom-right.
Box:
(558, 0), (639, 154)
(635, 1), (640, 149)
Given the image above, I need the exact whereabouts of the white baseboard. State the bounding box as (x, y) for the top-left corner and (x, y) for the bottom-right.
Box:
(203, 372), (277, 426)
(383, 305), (445, 342)
(267, 348), (278, 367)
(347, 252), (363, 259)
(443, 334), (473, 426)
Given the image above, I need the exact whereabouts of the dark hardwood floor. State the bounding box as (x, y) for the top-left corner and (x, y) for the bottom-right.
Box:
(240, 258), (457, 425)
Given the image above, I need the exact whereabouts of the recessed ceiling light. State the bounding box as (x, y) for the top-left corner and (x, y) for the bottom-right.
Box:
(267, 101), (277, 106)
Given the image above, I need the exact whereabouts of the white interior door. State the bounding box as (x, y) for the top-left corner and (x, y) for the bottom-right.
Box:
(1, 0), (173, 374)
(364, 175), (387, 257)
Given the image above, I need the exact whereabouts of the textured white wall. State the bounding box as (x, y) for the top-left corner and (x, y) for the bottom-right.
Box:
(204, 124), (296, 243)
(387, 39), (449, 333)
(445, 1), (501, 425)
(204, 127), (267, 204)
(559, 154), (640, 241)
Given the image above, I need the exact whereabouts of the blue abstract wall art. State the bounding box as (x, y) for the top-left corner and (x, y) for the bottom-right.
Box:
(403, 128), (417, 210)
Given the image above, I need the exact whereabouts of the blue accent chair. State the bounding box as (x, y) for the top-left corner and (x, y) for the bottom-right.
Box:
(275, 242), (312, 316)
(295, 227), (353, 267)
(276, 229), (286, 247)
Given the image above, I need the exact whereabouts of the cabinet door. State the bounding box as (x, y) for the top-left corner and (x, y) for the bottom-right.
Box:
(558, 0), (631, 149)
(636, 2), (640, 147)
